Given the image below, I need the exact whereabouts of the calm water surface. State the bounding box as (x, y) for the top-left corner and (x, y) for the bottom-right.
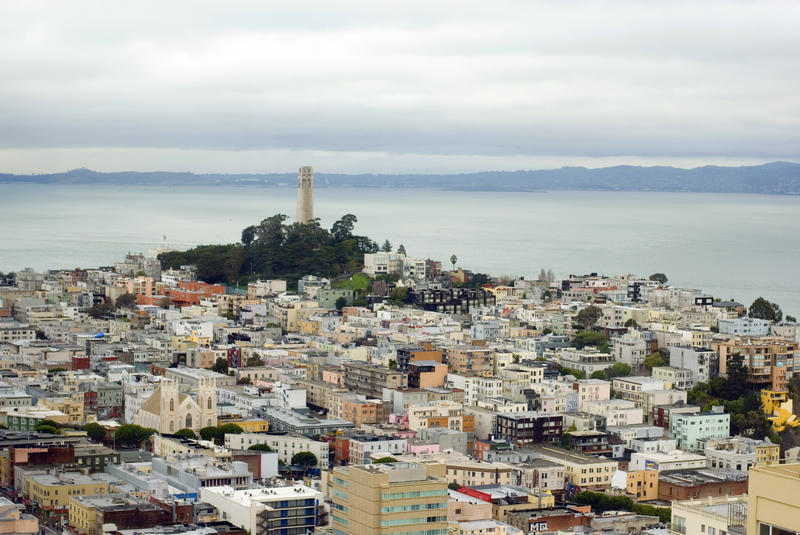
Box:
(2, 184), (799, 316)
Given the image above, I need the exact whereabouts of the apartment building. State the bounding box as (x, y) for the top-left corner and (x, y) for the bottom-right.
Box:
(342, 361), (406, 398)
(407, 401), (475, 433)
(670, 409), (731, 452)
(200, 484), (323, 535)
(582, 399), (643, 426)
(225, 433), (330, 469)
(495, 411), (563, 445)
(329, 462), (448, 535)
(714, 337), (797, 387)
(668, 346), (719, 384)
(446, 346), (495, 377)
(69, 494), (171, 535)
(524, 445), (618, 491)
(610, 331), (649, 368)
(573, 379), (611, 411)
(671, 495), (748, 535)
(611, 376), (665, 407)
(747, 462), (800, 535)
(703, 436), (779, 471)
(349, 435), (408, 465)
(651, 366), (694, 390)
(26, 472), (109, 522)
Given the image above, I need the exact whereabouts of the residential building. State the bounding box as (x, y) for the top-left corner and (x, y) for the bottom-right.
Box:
(446, 346), (495, 378)
(495, 411), (562, 445)
(611, 376), (665, 407)
(0, 496), (37, 535)
(408, 401), (475, 433)
(719, 317), (770, 336)
(629, 450), (708, 472)
(523, 445), (617, 491)
(200, 484), (323, 535)
(342, 362), (406, 398)
(668, 346), (719, 384)
(328, 461), (448, 535)
(26, 472), (109, 522)
(225, 433), (330, 469)
(670, 495), (748, 535)
(395, 344), (443, 372)
(714, 337), (797, 387)
(582, 399), (643, 426)
(624, 469), (658, 501)
(651, 366), (694, 390)
(747, 462), (800, 535)
(69, 494), (171, 535)
(703, 436), (779, 471)
(670, 409), (730, 452)
(349, 435), (408, 465)
(658, 469), (748, 501)
(257, 407), (354, 438)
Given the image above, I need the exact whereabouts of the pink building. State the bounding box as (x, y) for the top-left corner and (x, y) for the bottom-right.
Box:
(407, 440), (440, 455)
(574, 379), (611, 411)
(322, 369), (344, 385)
(116, 276), (154, 297)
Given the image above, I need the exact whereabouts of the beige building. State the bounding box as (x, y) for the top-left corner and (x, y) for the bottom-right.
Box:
(26, 472), (108, 521)
(670, 495), (747, 535)
(747, 462), (800, 535)
(446, 346), (495, 377)
(38, 395), (85, 426)
(329, 462), (448, 535)
(407, 401), (475, 433)
(0, 496), (37, 535)
(524, 445), (617, 491)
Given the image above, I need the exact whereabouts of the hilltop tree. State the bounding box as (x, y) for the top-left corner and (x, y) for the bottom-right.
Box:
(115, 424), (156, 447)
(749, 297), (783, 323)
(248, 443), (273, 452)
(648, 273), (668, 284)
(335, 296), (347, 311)
(396, 244), (406, 255)
(723, 353), (750, 400)
(373, 456), (398, 464)
(573, 331), (607, 349)
(381, 240), (393, 252)
(574, 306), (602, 329)
(211, 357), (229, 374)
(644, 353), (667, 370)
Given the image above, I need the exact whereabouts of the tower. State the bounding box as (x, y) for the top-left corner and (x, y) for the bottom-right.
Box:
(296, 166), (314, 223)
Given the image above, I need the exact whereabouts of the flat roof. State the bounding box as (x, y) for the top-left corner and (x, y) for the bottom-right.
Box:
(203, 484), (319, 506)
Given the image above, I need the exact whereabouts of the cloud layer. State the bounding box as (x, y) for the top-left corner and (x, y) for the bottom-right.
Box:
(1, 0), (798, 173)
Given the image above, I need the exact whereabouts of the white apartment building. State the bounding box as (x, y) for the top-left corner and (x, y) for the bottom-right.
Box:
(583, 399), (644, 426)
(610, 330), (649, 368)
(719, 317), (770, 337)
(668, 346), (718, 384)
(225, 432), (330, 469)
(611, 376), (665, 407)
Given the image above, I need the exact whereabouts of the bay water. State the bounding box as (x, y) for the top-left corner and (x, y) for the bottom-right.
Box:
(1, 184), (799, 317)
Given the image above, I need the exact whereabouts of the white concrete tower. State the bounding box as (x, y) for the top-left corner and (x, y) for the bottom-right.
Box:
(296, 166), (314, 223)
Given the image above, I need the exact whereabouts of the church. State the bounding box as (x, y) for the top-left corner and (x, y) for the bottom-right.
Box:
(134, 377), (217, 434)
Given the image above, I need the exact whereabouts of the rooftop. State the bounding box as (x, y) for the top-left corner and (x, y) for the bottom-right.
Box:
(203, 484), (319, 506)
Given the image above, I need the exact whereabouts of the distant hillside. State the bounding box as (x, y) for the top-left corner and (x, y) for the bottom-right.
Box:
(2, 161), (800, 194)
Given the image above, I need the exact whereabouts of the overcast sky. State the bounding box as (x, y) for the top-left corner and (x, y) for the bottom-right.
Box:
(1, 0), (798, 174)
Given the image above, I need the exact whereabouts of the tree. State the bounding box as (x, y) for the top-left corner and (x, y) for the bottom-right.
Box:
(749, 297), (783, 323)
(558, 366), (585, 379)
(248, 443), (273, 452)
(448, 482), (462, 490)
(372, 456), (398, 464)
(35, 424), (60, 435)
(37, 419), (62, 429)
(450, 255), (457, 270)
(590, 370), (607, 380)
(371, 279), (387, 296)
(88, 301), (115, 318)
(335, 296), (347, 311)
(246, 356), (264, 367)
(115, 424), (156, 447)
(291, 451), (318, 469)
(787, 315), (797, 324)
(643, 353), (667, 370)
(723, 353), (750, 400)
(573, 331), (607, 349)
(389, 286), (409, 305)
(211, 357), (229, 374)
(606, 362), (632, 379)
(330, 214), (357, 242)
(624, 318), (639, 328)
(388, 359), (398, 370)
(381, 240), (393, 252)
(216, 423), (244, 444)
(199, 426), (219, 442)
(574, 306), (602, 329)
(396, 244), (406, 255)
(175, 428), (197, 440)
(115, 293), (137, 309)
(648, 273), (668, 285)
(82, 422), (107, 442)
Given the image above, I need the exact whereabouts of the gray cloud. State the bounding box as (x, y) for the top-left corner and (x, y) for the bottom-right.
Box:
(1, 0), (798, 173)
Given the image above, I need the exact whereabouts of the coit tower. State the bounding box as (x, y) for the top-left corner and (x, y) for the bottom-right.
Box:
(296, 166), (314, 223)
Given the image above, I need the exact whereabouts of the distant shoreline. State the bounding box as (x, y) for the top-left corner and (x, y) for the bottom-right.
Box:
(2, 161), (800, 194)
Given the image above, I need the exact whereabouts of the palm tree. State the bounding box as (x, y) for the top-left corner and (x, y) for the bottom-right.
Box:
(450, 254), (457, 270)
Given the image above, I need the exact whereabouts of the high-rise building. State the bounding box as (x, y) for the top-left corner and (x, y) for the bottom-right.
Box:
(747, 462), (800, 534)
(297, 166), (314, 223)
(329, 461), (448, 535)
